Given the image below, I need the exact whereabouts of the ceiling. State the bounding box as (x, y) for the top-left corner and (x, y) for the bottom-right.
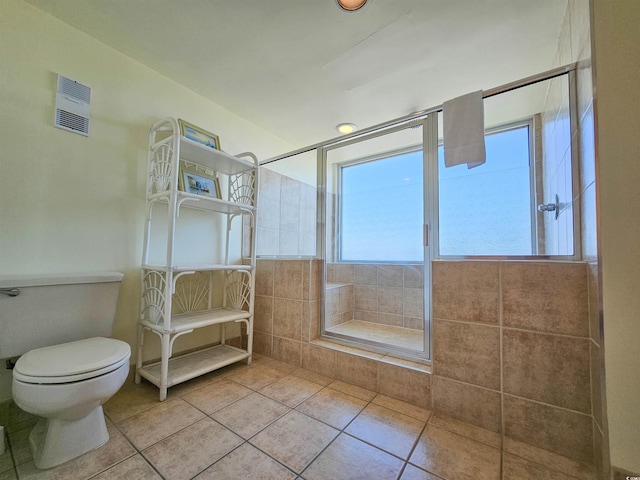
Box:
(25, 0), (567, 150)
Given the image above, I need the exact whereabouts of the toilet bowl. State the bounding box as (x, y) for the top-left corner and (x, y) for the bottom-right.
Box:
(12, 337), (131, 469)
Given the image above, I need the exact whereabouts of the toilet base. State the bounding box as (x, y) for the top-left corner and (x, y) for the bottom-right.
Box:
(29, 406), (109, 469)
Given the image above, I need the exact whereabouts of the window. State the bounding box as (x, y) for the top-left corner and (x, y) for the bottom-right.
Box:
(438, 123), (535, 256)
(339, 150), (423, 262)
(323, 70), (578, 361)
(338, 122), (537, 260)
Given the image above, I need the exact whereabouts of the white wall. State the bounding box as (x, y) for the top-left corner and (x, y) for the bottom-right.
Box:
(0, 0), (294, 395)
(591, 0), (640, 474)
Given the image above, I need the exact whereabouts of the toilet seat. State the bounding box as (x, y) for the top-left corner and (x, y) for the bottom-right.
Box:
(13, 337), (130, 385)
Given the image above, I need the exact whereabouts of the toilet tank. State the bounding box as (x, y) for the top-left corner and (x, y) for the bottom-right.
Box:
(0, 272), (124, 359)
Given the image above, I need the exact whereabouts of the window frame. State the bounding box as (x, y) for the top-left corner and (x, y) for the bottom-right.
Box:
(336, 144), (425, 264)
(319, 117), (434, 361)
(335, 119), (540, 263)
(436, 119), (539, 258)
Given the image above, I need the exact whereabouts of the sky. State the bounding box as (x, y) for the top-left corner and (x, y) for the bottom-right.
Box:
(340, 126), (532, 261)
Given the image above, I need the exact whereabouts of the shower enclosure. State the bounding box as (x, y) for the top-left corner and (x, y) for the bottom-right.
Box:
(319, 119), (435, 358)
(258, 65), (579, 361)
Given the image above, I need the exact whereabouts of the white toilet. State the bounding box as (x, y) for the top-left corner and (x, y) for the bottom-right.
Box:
(0, 272), (130, 469)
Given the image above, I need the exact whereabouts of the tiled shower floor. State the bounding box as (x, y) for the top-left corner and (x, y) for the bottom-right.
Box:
(326, 320), (424, 351)
(0, 354), (588, 479)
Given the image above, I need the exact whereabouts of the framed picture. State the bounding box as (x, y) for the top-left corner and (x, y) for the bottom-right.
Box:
(178, 119), (221, 150)
(178, 164), (221, 199)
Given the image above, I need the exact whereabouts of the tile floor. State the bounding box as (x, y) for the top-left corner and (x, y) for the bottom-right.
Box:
(0, 354), (588, 479)
(325, 320), (424, 351)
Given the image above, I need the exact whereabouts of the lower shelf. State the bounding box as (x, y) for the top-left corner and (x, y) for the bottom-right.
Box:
(137, 344), (250, 389)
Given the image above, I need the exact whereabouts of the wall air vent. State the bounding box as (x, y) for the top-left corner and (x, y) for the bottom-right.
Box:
(55, 75), (91, 136)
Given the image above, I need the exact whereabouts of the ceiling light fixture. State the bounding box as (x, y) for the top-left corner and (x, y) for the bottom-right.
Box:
(336, 0), (368, 12)
(336, 123), (357, 134)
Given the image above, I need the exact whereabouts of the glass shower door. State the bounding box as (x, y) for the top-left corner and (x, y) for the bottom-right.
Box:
(319, 116), (437, 358)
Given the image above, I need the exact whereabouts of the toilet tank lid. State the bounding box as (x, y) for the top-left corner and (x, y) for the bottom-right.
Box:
(14, 337), (131, 378)
(0, 272), (124, 288)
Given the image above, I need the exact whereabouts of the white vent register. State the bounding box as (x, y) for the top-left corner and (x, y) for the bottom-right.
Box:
(55, 75), (91, 136)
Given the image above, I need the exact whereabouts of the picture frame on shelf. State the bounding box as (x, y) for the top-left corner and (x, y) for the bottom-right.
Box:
(178, 119), (221, 150)
(178, 164), (221, 199)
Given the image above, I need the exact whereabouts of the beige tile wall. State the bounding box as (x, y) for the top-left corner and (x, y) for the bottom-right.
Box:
(554, 0), (608, 477)
(324, 283), (353, 329)
(431, 260), (596, 478)
(326, 263), (425, 331)
(253, 259), (314, 362)
(540, 0), (595, 258)
(257, 168), (316, 257)
(251, 257), (598, 476)
(529, 1), (606, 474)
(540, 74), (574, 256)
(252, 259), (431, 410)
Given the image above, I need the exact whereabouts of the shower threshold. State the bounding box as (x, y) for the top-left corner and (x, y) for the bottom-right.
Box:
(325, 320), (424, 351)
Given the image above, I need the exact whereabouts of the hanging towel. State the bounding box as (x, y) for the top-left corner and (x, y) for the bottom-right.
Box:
(443, 90), (486, 169)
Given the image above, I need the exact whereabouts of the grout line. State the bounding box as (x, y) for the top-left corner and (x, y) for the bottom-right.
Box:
(434, 315), (591, 340)
(170, 370), (348, 474)
(88, 453), (154, 480)
(431, 374), (501, 395)
(503, 446), (591, 480)
(425, 415), (501, 452)
(340, 430), (411, 462)
(100, 416), (167, 479)
(499, 324), (591, 340)
(502, 391), (594, 417)
(257, 379), (373, 476)
(431, 316), (501, 328)
(399, 412), (432, 479)
(296, 430), (340, 478)
(139, 453), (167, 480)
(236, 440), (299, 478)
(182, 377), (299, 477)
(4, 430), (21, 480)
(291, 378), (430, 477)
(301, 389), (425, 476)
(499, 262), (505, 480)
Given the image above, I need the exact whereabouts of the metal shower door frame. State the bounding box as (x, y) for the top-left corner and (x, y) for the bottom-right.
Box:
(316, 114), (439, 361)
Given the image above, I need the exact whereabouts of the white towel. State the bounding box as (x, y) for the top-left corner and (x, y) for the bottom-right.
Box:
(443, 90), (486, 169)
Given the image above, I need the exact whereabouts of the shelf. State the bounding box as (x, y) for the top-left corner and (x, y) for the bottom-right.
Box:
(139, 117), (257, 401)
(142, 264), (253, 273)
(178, 136), (256, 175)
(141, 307), (251, 333)
(148, 190), (255, 215)
(137, 344), (250, 388)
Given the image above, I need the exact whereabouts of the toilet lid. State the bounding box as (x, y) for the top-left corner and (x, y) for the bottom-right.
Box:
(14, 337), (130, 380)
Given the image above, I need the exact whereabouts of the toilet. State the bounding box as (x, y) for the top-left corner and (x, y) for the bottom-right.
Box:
(0, 272), (130, 469)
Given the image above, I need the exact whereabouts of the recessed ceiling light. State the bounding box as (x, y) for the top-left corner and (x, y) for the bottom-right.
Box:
(336, 123), (357, 134)
(336, 0), (368, 12)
